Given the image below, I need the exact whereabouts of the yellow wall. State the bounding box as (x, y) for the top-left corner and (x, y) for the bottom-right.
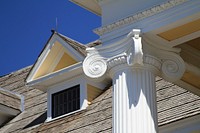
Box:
(53, 52), (77, 72)
(158, 19), (200, 41)
(182, 71), (200, 89)
(33, 41), (77, 79)
(87, 84), (102, 104)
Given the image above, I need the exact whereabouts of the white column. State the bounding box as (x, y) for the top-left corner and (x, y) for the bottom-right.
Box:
(111, 66), (158, 133)
(83, 29), (185, 133)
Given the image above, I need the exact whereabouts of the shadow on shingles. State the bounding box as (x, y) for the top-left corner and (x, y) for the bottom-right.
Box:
(23, 111), (47, 129)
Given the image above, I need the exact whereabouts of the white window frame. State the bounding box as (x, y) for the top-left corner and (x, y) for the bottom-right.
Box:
(46, 75), (88, 122)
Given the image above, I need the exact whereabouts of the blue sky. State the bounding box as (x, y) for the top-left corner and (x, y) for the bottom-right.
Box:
(0, 0), (100, 76)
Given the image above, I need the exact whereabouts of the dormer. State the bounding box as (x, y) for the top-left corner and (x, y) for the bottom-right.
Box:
(26, 31), (86, 83)
(0, 87), (24, 127)
(26, 31), (106, 121)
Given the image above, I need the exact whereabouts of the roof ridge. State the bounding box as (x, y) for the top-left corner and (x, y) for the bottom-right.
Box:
(55, 31), (87, 49)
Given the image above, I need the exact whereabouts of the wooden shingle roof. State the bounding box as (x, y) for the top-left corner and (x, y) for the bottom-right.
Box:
(55, 32), (87, 56)
(0, 65), (200, 133)
(0, 87), (22, 112)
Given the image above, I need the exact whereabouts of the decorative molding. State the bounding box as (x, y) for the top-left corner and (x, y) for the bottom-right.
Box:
(83, 28), (186, 133)
(83, 29), (185, 82)
(107, 54), (162, 78)
(83, 49), (107, 80)
(94, 0), (187, 35)
(159, 51), (185, 82)
(127, 29), (143, 66)
(142, 35), (185, 82)
(107, 54), (127, 70)
(144, 55), (162, 71)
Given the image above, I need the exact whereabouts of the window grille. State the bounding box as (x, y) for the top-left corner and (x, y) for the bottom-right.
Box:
(52, 85), (80, 118)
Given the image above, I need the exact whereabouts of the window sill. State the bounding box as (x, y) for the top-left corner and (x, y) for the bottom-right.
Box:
(45, 109), (85, 122)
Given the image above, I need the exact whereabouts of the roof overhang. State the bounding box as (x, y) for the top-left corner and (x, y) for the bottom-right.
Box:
(144, 12), (200, 94)
(70, 0), (101, 16)
(27, 62), (83, 92)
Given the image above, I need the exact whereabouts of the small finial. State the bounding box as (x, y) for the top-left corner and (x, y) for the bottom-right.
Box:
(55, 17), (58, 32)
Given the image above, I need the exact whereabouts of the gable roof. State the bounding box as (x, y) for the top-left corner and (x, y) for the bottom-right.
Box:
(26, 31), (87, 84)
(56, 32), (87, 56)
(0, 66), (200, 133)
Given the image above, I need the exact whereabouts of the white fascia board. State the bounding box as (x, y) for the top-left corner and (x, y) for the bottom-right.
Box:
(100, 0), (200, 43)
(26, 34), (58, 83)
(27, 62), (83, 91)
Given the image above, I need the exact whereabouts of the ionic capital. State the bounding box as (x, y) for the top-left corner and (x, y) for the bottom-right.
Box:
(83, 48), (107, 81)
(83, 29), (185, 82)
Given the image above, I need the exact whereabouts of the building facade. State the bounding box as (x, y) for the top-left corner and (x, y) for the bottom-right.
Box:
(0, 0), (200, 133)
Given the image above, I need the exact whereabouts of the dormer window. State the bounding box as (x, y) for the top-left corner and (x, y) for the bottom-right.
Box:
(52, 85), (80, 118)
(46, 77), (89, 121)
(25, 32), (107, 121)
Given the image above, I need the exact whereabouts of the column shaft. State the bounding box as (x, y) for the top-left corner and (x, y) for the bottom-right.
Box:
(112, 67), (158, 133)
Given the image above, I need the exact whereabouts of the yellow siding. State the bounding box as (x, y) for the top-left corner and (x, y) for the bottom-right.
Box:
(87, 84), (102, 104)
(182, 71), (200, 89)
(53, 52), (77, 72)
(158, 19), (200, 41)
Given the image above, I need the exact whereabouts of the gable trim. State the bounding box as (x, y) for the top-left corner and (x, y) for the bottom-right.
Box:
(26, 32), (85, 83)
(26, 62), (83, 90)
(47, 47), (64, 73)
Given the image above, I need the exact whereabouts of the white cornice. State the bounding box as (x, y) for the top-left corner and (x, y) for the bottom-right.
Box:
(94, 0), (188, 35)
